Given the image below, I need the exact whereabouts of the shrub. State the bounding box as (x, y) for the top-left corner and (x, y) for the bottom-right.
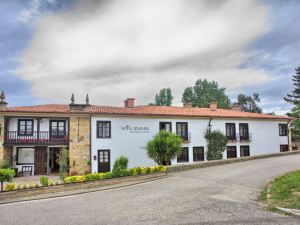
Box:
(5, 183), (15, 192)
(0, 169), (15, 192)
(146, 130), (182, 165)
(102, 172), (114, 179)
(146, 167), (151, 174)
(0, 159), (11, 169)
(112, 156), (129, 177)
(85, 173), (104, 181)
(120, 169), (131, 177)
(64, 175), (85, 183)
(205, 130), (227, 160)
(39, 176), (49, 187)
(56, 146), (69, 181)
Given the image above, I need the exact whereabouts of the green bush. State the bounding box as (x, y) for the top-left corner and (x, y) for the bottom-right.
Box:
(0, 169), (15, 192)
(120, 169), (131, 177)
(205, 130), (227, 160)
(0, 159), (11, 169)
(5, 183), (15, 192)
(39, 176), (49, 187)
(146, 130), (182, 165)
(56, 146), (69, 181)
(102, 172), (114, 179)
(112, 156), (129, 177)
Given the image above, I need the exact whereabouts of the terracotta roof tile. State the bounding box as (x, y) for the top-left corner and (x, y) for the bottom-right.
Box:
(0, 104), (290, 120)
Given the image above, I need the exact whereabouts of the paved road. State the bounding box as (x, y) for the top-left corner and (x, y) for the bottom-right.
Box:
(1, 155), (300, 225)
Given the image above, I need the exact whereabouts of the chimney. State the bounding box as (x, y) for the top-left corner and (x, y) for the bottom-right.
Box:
(124, 98), (135, 108)
(209, 102), (217, 111)
(231, 104), (242, 112)
(183, 102), (193, 108)
(0, 90), (7, 110)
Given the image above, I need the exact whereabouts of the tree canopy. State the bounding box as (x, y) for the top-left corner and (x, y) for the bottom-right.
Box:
(152, 88), (173, 106)
(146, 130), (182, 165)
(235, 93), (262, 113)
(205, 130), (227, 161)
(182, 79), (230, 109)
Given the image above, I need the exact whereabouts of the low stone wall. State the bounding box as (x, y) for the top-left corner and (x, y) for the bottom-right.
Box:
(167, 150), (300, 173)
(0, 173), (166, 201)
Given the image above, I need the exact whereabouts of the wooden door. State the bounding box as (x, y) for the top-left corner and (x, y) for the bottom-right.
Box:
(35, 147), (47, 175)
(98, 150), (110, 173)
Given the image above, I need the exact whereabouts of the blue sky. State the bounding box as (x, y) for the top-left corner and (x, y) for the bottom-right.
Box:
(0, 0), (299, 115)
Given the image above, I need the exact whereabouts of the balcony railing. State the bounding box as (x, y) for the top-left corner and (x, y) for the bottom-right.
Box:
(4, 131), (69, 146)
(227, 133), (252, 142)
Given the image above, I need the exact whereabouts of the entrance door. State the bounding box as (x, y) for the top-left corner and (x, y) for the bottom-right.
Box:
(35, 146), (47, 175)
(98, 150), (110, 173)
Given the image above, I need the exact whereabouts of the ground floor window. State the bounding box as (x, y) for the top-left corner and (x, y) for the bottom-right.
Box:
(240, 146), (250, 157)
(280, 145), (289, 152)
(193, 147), (204, 162)
(177, 147), (189, 163)
(227, 146), (237, 159)
(17, 147), (34, 164)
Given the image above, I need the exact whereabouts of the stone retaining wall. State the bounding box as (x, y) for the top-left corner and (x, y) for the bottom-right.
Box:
(167, 150), (300, 173)
(0, 173), (166, 201)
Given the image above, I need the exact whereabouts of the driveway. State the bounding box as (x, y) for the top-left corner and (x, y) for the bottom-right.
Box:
(1, 154), (300, 225)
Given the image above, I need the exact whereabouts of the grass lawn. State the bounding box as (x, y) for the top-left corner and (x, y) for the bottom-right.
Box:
(262, 170), (300, 209)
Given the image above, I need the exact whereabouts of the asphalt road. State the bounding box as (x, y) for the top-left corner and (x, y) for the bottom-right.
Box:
(1, 154), (300, 225)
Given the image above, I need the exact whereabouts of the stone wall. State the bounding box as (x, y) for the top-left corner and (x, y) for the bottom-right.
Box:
(0, 116), (4, 161)
(69, 116), (91, 175)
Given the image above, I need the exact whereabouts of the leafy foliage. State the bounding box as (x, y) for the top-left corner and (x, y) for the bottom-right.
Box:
(182, 79), (230, 109)
(39, 176), (49, 187)
(56, 146), (69, 181)
(0, 159), (12, 169)
(153, 88), (173, 106)
(146, 130), (182, 165)
(235, 93), (262, 113)
(5, 183), (15, 192)
(205, 130), (227, 161)
(0, 169), (15, 192)
(112, 156), (129, 177)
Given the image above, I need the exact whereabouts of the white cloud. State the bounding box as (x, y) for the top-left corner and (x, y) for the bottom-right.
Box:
(17, 0), (272, 106)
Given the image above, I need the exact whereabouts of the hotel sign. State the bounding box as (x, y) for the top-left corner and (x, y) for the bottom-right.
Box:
(121, 125), (150, 134)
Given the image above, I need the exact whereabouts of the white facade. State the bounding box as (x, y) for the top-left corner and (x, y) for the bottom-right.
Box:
(91, 115), (289, 173)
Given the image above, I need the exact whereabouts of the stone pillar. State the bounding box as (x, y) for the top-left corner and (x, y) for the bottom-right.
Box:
(69, 116), (91, 175)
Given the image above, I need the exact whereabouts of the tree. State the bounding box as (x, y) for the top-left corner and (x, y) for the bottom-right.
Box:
(182, 79), (230, 109)
(146, 130), (182, 165)
(56, 146), (69, 181)
(153, 88), (173, 106)
(285, 67), (300, 139)
(205, 130), (227, 160)
(235, 93), (262, 113)
(284, 67), (300, 104)
(0, 169), (15, 192)
(112, 156), (129, 177)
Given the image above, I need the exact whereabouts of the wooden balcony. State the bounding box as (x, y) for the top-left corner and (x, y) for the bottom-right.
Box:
(4, 131), (69, 146)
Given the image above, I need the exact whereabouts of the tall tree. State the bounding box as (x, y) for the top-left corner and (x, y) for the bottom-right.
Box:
(235, 93), (262, 113)
(153, 88), (173, 106)
(285, 67), (300, 138)
(182, 79), (230, 109)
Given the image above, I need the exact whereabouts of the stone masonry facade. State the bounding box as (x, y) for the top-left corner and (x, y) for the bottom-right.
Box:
(69, 116), (91, 175)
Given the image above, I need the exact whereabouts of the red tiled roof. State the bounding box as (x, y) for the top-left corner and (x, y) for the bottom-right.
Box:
(1, 104), (290, 120)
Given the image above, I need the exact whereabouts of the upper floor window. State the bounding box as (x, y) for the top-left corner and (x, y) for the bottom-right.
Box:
(50, 120), (66, 137)
(226, 123), (236, 140)
(159, 122), (172, 132)
(97, 121), (111, 138)
(239, 123), (249, 140)
(176, 122), (188, 141)
(177, 147), (189, 163)
(18, 119), (34, 136)
(279, 124), (287, 136)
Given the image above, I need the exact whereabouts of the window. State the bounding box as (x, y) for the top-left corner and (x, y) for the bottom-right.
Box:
(280, 145), (289, 152)
(239, 123), (249, 140)
(159, 122), (172, 132)
(50, 120), (66, 137)
(177, 147), (189, 163)
(240, 146), (250, 157)
(193, 147), (204, 162)
(17, 148), (34, 164)
(226, 123), (236, 140)
(279, 124), (287, 136)
(176, 122), (188, 141)
(97, 121), (111, 138)
(18, 119), (34, 136)
(227, 146), (237, 159)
